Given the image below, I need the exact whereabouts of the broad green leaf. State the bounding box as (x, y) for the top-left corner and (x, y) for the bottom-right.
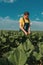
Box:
(33, 52), (42, 60)
(8, 44), (27, 65)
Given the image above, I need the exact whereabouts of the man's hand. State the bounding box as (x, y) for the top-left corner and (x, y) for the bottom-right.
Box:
(24, 31), (28, 35)
(27, 32), (30, 35)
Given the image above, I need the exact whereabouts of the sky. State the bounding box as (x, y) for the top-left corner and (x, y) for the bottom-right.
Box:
(0, 0), (43, 31)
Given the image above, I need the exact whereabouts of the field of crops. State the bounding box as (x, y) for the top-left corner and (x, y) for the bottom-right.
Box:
(0, 30), (43, 65)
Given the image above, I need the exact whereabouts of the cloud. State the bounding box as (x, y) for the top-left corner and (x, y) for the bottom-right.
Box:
(18, 14), (23, 17)
(41, 12), (43, 15)
(0, 0), (16, 3)
(31, 21), (43, 31)
(0, 16), (19, 30)
(35, 18), (40, 21)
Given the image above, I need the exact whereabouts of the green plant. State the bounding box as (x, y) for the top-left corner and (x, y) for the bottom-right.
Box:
(0, 30), (43, 65)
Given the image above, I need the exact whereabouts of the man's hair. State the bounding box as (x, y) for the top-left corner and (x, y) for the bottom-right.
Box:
(24, 11), (29, 15)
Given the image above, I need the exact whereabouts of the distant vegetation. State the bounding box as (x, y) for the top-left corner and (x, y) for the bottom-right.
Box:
(0, 30), (43, 65)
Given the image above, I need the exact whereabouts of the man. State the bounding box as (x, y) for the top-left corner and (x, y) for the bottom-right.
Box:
(19, 12), (31, 36)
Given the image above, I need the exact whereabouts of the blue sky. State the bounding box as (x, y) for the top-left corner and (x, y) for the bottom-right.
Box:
(0, 0), (43, 31)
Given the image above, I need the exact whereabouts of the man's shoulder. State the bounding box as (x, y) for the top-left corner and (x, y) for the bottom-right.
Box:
(19, 17), (24, 22)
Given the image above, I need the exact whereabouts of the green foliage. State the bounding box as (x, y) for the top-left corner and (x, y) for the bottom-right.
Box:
(1, 36), (6, 43)
(0, 57), (13, 65)
(0, 30), (43, 65)
(33, 52), (42, 60)
(8, 45), (27, 65)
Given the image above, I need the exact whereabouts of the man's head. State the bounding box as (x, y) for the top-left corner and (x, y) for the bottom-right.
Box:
(24, 12), (29, 19)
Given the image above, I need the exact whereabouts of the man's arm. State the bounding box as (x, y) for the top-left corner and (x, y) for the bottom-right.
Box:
(28, 21), (32, 34)
(28, 22), (31, 34)
(19, 22), (27, 35)
(28, 27), (31, 34)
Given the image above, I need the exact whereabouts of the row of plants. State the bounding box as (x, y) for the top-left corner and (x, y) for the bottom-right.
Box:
(0, 30), (43, 65)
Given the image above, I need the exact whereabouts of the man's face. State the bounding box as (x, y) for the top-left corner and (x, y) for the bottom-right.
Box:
(24, 14), (29, 19)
